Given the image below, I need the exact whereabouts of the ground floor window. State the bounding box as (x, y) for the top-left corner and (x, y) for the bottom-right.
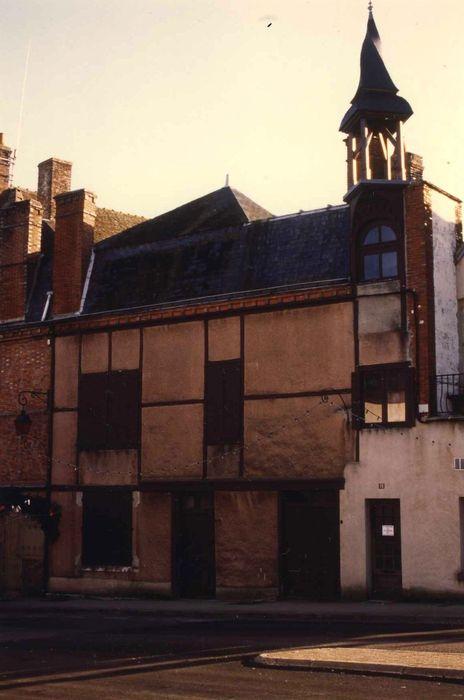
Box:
(82, 490), (132, 567)
(355, 364), (414, 428)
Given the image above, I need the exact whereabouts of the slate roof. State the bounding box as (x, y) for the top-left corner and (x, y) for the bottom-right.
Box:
(98, 186), (273, 250)
(340, 10), (413, 132)
(82, 204), (350, 315)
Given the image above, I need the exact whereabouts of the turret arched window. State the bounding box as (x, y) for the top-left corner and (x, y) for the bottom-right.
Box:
(359, 224), (399, 281)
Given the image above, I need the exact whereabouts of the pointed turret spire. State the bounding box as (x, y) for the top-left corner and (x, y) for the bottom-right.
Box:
(340, 7), (412, 133)
(340, 7), (413, 190)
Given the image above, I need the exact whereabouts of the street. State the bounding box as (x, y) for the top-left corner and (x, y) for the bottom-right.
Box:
(1, 604), (464, 698)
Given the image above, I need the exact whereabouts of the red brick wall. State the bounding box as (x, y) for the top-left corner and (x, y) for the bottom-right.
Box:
(53, 189), (96, 315)
(0, 334), (51, 485)
(37, 158), (72, 220)
(405, 182), (435, 405)
(0, 135), (12, 193)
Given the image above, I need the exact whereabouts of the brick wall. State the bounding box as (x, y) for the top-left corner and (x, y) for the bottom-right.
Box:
(53, 189), (96, 315)
(0, 199), (43, 321)
(405, 182), (435, 406)
(38, 158), (72, 220)
(0, 134), (12, 193)
(0, 334), (51, 485)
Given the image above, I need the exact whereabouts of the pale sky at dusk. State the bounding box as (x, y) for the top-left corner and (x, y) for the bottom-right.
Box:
(1, 0), (463, 219)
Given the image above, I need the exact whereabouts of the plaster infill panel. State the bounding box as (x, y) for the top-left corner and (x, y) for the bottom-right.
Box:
(207, 445), (240, 478)
(244, 396), (351, 479)
(79, 450), (137, 485)
(137, 492), (171, 583)
(49, 491), (80, 578)
(141, 404), (203, 479)
(358, 294), (402, 335)
(359, 330), (408, 366)
(52, 411), (77, 485)
(80, 333), (109, 374)
(245, 304), (354, 395)
(215, 491), (278, 588)
(54, 335), (79, 409)
(208, 317), (240, 361)
(111, 329), (140, 370)
(142, 322), (204, 403)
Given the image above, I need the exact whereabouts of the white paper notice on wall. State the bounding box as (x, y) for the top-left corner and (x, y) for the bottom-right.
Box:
(382, 525), (394, 536)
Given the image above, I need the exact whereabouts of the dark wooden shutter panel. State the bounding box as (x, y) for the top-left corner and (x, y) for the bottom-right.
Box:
(78, 372), (108, 450)
(222, 360), (241, 443)
(206, 359), (241, 445)
(206, 362), (224, 445)
(107, 370), (140, 449)
(82, 491), (132, 567)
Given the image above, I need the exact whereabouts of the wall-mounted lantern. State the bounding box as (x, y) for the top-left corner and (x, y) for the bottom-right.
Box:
(14, 390), (50, 436)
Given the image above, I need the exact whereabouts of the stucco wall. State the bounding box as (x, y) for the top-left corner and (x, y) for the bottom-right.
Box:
(81, 332), (109, 373)
(137, 492), (171, 587)
(244, 396), (351, 478)
(111, 329), (140, 370)
(54, 335), (79, 409)
(215, 491), (278, 591)
(142, 321), (204, 402)
(141, 404), (203, 479)
(52, 411), (77, 484)
(431, 189), (459, 375)
(79, 450), (137, 485)
(208, 316), (240, 361)
(245, 304), (354, 395)
(341, 421), (464, 598)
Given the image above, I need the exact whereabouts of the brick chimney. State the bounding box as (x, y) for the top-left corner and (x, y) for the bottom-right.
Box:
(38, 158), (72, 220)
(0, 199), (43, 321)
(0, 134), (13, 194)
(53, 189), (96, 316)
(406, 152), (424, 182)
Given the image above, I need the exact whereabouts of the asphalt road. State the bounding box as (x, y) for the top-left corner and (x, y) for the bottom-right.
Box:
(1, 608), (464, 698)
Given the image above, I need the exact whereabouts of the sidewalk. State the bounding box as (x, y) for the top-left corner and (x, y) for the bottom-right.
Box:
(2, 595), (464, 626)
(254, 646), (464, 682)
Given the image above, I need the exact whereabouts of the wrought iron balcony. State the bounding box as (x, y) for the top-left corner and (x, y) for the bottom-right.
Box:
(431, 373), (464, 417)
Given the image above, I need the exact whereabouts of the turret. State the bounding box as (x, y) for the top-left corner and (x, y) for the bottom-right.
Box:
(340, 4), (413, 192)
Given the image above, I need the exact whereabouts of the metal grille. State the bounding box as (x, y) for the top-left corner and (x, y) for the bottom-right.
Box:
(431, 374), (464, 417)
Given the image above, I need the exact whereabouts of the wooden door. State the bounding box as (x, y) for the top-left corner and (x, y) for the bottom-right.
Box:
(281, 491), (340, 600)
(369, 499), (402, 598)
(174, 492), (215, 598)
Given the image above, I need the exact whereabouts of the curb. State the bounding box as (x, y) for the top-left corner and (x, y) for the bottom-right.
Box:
(252, 655), (464, 683)
(2, 606), (464, 627)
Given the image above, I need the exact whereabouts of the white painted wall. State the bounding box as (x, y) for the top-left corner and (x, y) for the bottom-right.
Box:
(431, 188), (459, 375)
(341, 421), (464, 598)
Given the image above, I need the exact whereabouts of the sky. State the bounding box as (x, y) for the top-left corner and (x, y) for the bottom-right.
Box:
(1, 0), (463, 219)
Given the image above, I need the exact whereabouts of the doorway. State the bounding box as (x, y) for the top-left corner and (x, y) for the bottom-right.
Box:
(173, 492), (215, 598)
(280, 490), (340, 600)
(368, 499), (402, 598)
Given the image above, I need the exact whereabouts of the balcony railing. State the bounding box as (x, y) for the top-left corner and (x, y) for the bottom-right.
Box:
(431, 373), (464, 417)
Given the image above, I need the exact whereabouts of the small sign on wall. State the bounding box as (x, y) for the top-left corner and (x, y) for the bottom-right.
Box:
(382, 525), (394, 537)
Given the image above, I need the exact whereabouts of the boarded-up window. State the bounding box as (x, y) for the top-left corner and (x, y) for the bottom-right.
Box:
(355, 364), (415, 428)
(206, 359), (241, 445)
(78, 370), (140, 450)
(82, 490), (132, 567)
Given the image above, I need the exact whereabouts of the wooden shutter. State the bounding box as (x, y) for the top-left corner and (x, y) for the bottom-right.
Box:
(107, 370), (140, 449)
(206, 360), (241, 445)
(222, 360), (241, 443)
(78, 372), (108, 450)
(82, 490), (132, 567)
